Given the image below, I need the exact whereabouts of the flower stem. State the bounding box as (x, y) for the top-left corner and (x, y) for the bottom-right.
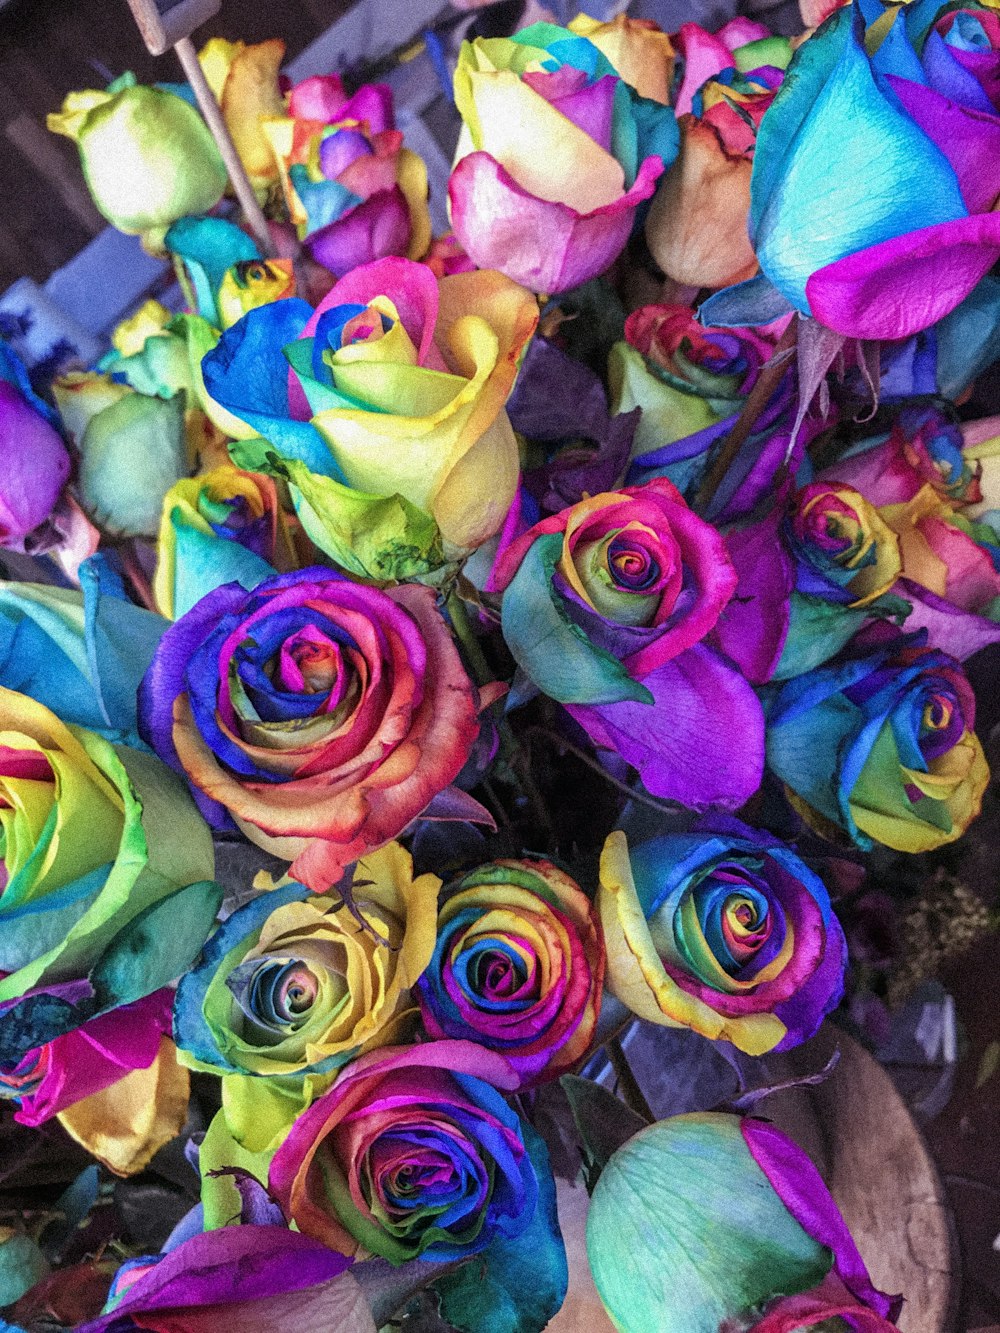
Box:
(446, 590), (493, 688)
(694, 317), (799, 513)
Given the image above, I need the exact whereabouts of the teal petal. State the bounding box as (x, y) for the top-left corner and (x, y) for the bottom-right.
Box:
(0, 1234), (49, 1307)
(0, 564), (167, 746)
(289, 164), (361, 235)
(170, 521), (276, 619)
(89, 877), (223, 1010)
(433, 1122), (568, 1333)
(773, 594), (869, 681)
(586, 1114), (831, 1333)
(935, 274), (1000, 399)
(500, 532), (654, 706)
(698, 273), (794, 328)
(79, 391), (188, 538)
(166, 215), (261, 327)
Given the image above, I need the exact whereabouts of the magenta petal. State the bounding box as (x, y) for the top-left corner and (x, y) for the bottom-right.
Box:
(674, 23), (736, 115)
(448, 151), (663, 294)
(892, 577), (1000, 659)
(0, 382), (71, 547)
(566, 642), (764, 808)
(305, 188), (411, 278)
(14, 990), (172, 1127)
(805, 211), (1000, 338)
(718, 16), (772, 49)
(337, 83), (395, 135)
(522, 70), (617, 152)
(289, 74), (348, 121)
(886, 77), (1000, 213)
(713, 508), (794, 684)
(741, 1119), (900, 1322)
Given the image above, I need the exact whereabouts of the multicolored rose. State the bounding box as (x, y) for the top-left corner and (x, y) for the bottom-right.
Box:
(0, 687), (214, 1023)
(139, 568), (482, 890)
(766, 632), (990, 853)
(264, 75), (431, 277)
(154, 464), (297, 620)
(415, 859), (604, 1087)
(598, 819), (846, 1055)
(715, 481), (907, 683)
(269, 1041), (540, 1263)
(174, 842), (440, 1146)
(726, 2), (1000, 338)
(492, 478), (764, 808)
(586, 1111), (899, 1333)
(448, 21), (676, 293)
(203, 256), (538, 552)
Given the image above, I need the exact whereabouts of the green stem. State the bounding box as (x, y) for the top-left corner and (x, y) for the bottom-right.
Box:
(446, 590), (493, 688)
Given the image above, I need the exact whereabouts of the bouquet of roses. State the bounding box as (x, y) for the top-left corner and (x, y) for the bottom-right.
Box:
(1, 2), (997, 1329)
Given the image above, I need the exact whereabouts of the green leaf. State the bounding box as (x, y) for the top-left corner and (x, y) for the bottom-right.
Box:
(501, 533), (654, 706)
(432, 1122), (568, 1333)
(90, 878), (223, 1010)
(560, 1075), (648, 1193)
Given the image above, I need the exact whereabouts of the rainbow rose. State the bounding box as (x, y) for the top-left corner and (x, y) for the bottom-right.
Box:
(448, 21), (676, 293)
(715, 481), (907, 684)
(264, 75), (431, 277)
(711, 3), (1000, 338)
(766, 632), (990, 852)
(269, 1041), (544, 1263)
(880, 484), (1000, 660)
(415, 859), (604, 1087)
(586, 1111), (899, 1333)
(0, 688), (215, 1024)
(492, 478), (764, 808)
(203, 257), (538, 554)
(174, 842), (440, 1146)
(818, 405), (982, 508)
(154, 464), (297, 620)
(598, 819), (846, 1055)
(138, 568), (481, 890)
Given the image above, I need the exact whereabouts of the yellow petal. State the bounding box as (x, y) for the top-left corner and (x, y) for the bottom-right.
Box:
(568, 13), (675, 104)
(57, 1038), (190, 1177)
(221, 39), (288, 184)
(398, 148), (433, 261)
(199, 37), (245, 103)
(46, 88), (112, 142)
(469, 69), (625, 213)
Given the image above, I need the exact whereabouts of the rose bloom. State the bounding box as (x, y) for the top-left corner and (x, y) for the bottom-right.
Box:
(269, 1041), (539, 1263)
(174, 841), (440, 1147)
(492, 478), (764, 808)
(264, 75), (431, 278)
(139, 568), (481, 889)
(448, 21), (673, 293)
(202, 257), (538, 550)
(587, 1112), (899, 1333)
(766, 631), (989, 853)
(598, 820), (846, 1056)
(0, 349), (71, 551)
(415, 859), (604, 1087)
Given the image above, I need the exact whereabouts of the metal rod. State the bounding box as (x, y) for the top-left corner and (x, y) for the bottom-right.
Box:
(173, 35), (272, 253)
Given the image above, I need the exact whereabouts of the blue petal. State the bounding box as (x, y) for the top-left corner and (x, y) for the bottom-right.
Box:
(166, 216), (261, 327)
(755, 7), (967, 312)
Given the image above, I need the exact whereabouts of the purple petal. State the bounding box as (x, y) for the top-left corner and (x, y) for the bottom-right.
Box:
(566, 642), (764, 808)
(713, 506), (794, 683)
(305, 188), (411, 278)
(892, 577), (1000, 659)
(522, 69), (617, 153)
(319, 129), (374, 181)
(741, 1119), (901, 1321)
(886, 77), (1000, 213)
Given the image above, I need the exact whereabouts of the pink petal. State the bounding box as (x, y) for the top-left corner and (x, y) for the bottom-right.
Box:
(806, 210), (1000, 339)
(718, 17), (772, 49)
(289, 75), (347, 121)
(674, 24), (736, 115)
(448, 151), (663, 294)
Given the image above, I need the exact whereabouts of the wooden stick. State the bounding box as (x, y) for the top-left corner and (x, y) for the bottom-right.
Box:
(173, 36), (272, 253)
(693, 316), (799, 513)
